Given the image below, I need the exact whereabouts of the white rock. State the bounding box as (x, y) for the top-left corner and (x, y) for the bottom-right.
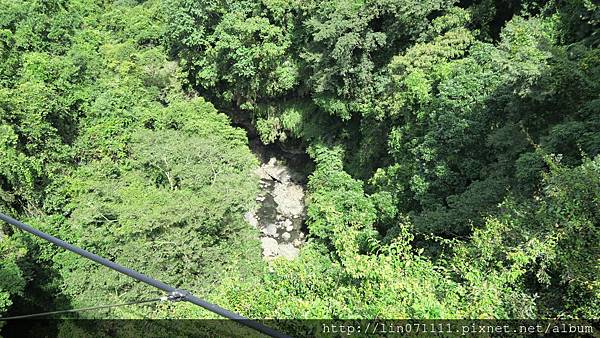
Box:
(281, 232), (291, 241)
(273, 184), (305, 217)
(261, 237), (279, 257)
(264, 223), (278, 236)
(244, 211), (259, 228)
(278, 244), (299, 260)
(286, 225), (294, 232)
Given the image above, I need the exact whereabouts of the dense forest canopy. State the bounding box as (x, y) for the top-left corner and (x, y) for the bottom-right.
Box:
(0, 0), (598, 335)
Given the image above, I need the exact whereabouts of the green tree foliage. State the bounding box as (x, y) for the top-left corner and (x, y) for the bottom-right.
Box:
(0, 0), (263, 323)
(0, 233), (27, 323)
(215, 239), (463, 320)
(167, 0), (599, 321)
(163, 0), (457, 143)
(163, 0), (299, 109)
(0, 0), (598, 328)
(449, 155), (600, 318)
(46, 100), (261, 312)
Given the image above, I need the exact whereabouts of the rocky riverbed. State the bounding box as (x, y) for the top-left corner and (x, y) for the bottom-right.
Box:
(244, 157), (307, 260)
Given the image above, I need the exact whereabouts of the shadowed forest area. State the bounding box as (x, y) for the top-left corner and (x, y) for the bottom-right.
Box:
(0, 0), (599, 336)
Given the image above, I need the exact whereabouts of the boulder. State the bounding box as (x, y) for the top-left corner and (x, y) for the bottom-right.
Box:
(261, 237), (279, 257)
(264, 223), (278, 236)
(278, 244), (299, 260)
(243, 211), (259, 228)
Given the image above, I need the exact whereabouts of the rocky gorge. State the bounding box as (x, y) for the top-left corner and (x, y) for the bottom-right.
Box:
(230, 112), (312, 260)
(244, 156), (307, 260)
